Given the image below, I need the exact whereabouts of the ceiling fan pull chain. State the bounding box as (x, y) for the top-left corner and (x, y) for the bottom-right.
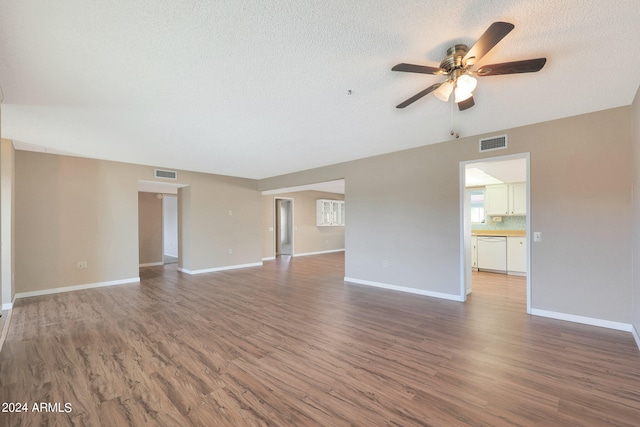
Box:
(450, 95), (455, 136)
(456, 98), (460, 138)
(450, 96), (460, 139)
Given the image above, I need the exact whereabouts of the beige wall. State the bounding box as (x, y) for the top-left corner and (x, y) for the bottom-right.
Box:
(15, 153), (142, 292)
(528, 109), (631, 322)
(261, 191), (345, 258)
(138, 192), (163, 265)
(15, 151), (262, 293)
(178, 186), (191, 271)
(260, 107), (634, 325)
(632, 86), (640, 337)
(179, 172), (261, 272)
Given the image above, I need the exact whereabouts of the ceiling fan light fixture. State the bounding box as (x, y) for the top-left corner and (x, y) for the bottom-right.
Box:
(454, 86), (473, 103)
(457, 74), (477, 92)
(454, 74), (477, 102)
(434, 81), (453, 102)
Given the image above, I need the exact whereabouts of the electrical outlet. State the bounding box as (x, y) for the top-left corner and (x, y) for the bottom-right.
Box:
(383, 259), (389, 268)
(228, 210), (233, 216)
(228, 248), (233, 255)
(76, 261), (88, 269)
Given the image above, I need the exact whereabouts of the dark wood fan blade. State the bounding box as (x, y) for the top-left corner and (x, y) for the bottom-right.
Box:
(396, 83), (441, 108)
(457, 96), (475, 111)
(476, 58), (547, 76)
(463, 22), (514, 63)
(392, 63), (445, 75)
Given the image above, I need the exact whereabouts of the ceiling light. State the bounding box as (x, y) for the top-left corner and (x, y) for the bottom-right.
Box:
(454, 75), (477, 103)
(457, 74), (477, 93)
(454, 86), (472, 103)
(434, 81), (453, 102)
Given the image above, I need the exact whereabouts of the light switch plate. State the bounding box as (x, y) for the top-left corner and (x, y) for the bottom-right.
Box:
(534, 232), (542, 242)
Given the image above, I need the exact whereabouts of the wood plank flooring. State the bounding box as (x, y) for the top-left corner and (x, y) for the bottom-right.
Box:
(1, 253), (639, 426)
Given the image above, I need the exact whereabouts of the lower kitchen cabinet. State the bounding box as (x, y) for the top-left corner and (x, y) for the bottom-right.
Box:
(507, 236), (526, 274)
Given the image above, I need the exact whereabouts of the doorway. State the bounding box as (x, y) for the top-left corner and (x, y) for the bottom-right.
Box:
(275, 198), (294, 256)
(460, 153), (531, 313)
(137, 180), (187, 268)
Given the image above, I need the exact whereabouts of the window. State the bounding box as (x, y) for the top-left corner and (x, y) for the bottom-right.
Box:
(469, 189), (485, 223)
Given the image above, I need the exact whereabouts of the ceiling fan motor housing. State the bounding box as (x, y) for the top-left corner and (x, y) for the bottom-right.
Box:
(440, 44), (470, 74)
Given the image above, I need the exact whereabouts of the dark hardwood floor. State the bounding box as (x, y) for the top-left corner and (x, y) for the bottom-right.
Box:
(1, 253), (639, 426)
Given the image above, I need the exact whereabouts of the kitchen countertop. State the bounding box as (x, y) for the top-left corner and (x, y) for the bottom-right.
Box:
(472, 230), (526, 237)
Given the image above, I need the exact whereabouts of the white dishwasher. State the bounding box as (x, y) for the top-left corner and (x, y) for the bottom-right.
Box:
(477, 236), (507, 273)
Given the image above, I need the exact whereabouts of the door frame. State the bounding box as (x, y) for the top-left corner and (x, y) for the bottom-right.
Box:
(273, 197), (294, 256)
(459, 152), (531, 313)
(137, 180), (187, 267)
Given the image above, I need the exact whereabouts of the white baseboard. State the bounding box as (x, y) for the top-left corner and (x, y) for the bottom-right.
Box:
(507, 271), (526, 277)
(178, 262), (263, 275)
(344, 277), (464, 302)
(632, 325), (640, 351)
(293, 249), (345, 257)
(2, 302), (12, 310)
(14, 277), (141, 300)
(530, 308), (634, 333)
(139, 262), (164, 267)
(261, 250), (344, 261)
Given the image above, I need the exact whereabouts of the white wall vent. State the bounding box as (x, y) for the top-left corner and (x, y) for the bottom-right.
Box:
(154, 169), (177, 180)
(479, 135), (508, 152)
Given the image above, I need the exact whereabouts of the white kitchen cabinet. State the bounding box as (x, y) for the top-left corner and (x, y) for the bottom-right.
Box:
(330, 201), (344, 225)
(316, 199), (345, 226)
(485, 183), (526, 216)
(509, 182), (527, 215)
(317, 200), (332, 226)
(507, 236), (526, 274)
(485, 184), (509, 215)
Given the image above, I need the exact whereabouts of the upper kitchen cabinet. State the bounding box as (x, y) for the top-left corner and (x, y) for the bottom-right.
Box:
(509, 183), (527, 215)
(485, 184), (509, 215)
(485, 183), (526, 216)
(316, 199), (345, 226)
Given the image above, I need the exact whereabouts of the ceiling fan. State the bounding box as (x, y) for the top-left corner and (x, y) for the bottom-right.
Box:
(392, 22), (546, 111)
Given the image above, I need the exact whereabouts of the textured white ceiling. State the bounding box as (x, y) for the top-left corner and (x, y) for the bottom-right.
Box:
(1, 1), (639, 179)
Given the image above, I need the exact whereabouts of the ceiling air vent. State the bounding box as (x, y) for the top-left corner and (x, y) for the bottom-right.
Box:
(154, 169), (177, 180)
(479, 135), (508, 153)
